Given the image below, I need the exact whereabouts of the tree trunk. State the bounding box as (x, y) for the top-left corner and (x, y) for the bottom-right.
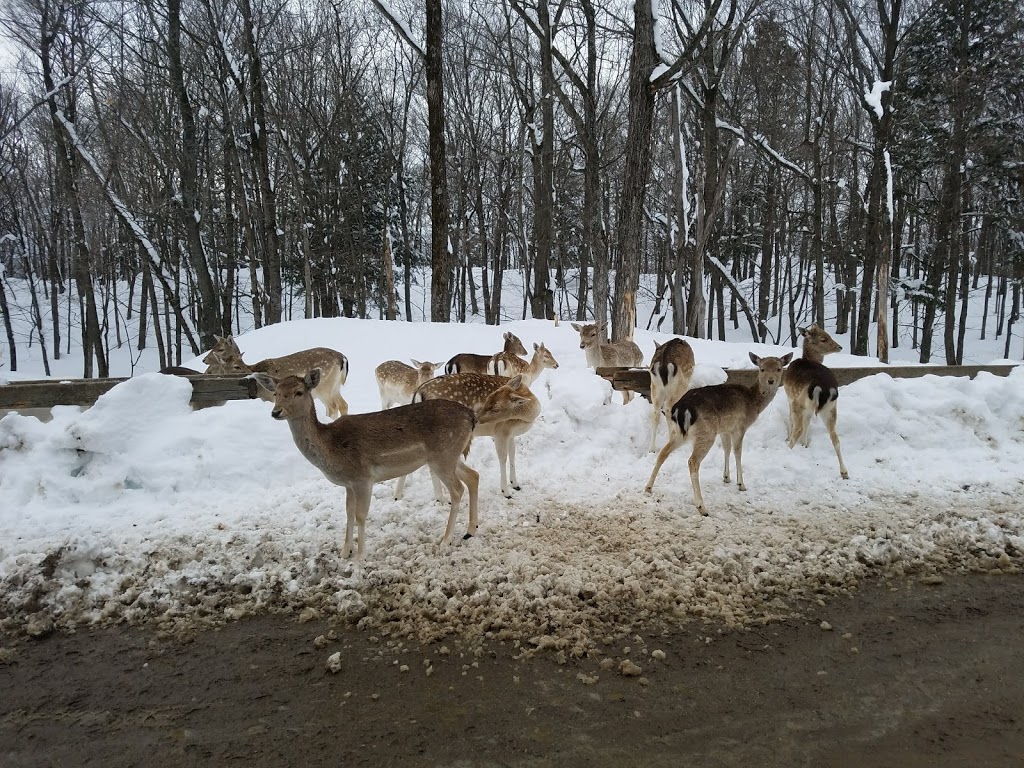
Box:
(425, 0), (451, 322)
(612, 0), (658, 341)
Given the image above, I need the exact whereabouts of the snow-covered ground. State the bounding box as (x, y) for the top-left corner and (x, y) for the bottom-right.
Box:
(2, 315), (1022, 652)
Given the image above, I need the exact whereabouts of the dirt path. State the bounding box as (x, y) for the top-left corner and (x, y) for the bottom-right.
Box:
(2, 572), (1023, 767)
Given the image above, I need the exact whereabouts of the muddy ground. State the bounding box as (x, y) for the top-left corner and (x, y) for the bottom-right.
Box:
(2, 572), (1023, 767)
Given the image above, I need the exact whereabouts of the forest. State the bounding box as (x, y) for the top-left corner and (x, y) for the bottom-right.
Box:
(0, 0), (1021, 377)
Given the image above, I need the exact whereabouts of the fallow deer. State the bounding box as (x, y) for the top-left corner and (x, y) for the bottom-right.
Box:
(252, 369), (480, 561)
(648, 338), (695, 452)
(783, 324), (849, 479)
(203, 335), (349, 418)
(645, 352), (793, 515)
(395, 373), (541, 499)
(571, 322), (644, 404)
(375, 359), (439, 409)
(445, 331), (528, 375)
(488, 342), (559, 387)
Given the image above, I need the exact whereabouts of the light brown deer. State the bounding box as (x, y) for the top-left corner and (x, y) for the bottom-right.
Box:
(395, 373), (541, 499)
(203, 335), (349, 418)
(487, 342), (560, 387)
(645, 352), (793, 515)
(648, 338), (696, 452)
(783, 324), (849, 479)
(445, 331), (528, 375)
(375, 359), (439, 409)
(252, 369), (479, 561)
(571, 322), (644, 403)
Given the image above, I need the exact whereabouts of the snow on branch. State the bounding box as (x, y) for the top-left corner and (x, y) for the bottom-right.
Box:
(864, 80), (891, 119)
(54, 110), (164, 270)
(714, 117), (809, 181)
(369, 0), (425, 59)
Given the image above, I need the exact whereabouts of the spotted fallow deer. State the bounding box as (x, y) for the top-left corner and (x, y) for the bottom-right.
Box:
(645, 352), (793, 515)
(395, 373), (541, 499)
(570, 322), (644, 404)
(203, 335), (349, 418)
(487, 342), (559, 387)
(648, 338), (696, 452)
(783, 324), (849, 479)
(252, 369), (479, 561)
(375, 359), (439, 409)
(444, 331), (528, 375)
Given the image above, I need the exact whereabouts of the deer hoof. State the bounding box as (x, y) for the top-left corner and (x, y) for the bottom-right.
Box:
(738, 483), (747, 492)
(841, 471), (850, 480)
(462, 532), (474, 540)
(512, 484), (522, 491)
(697, 506), (708, 516)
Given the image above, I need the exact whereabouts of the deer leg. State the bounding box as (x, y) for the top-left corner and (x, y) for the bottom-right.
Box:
(394, 473), (408, 500)
(494, 434), (512, 498)
(456, 460), (480, 538)
(800, 407), (813, 447)
(823, 402), (849, 479)
(341, 488), (357, 559)
(648, 393), (662, 453)
(720, 434), (733, 484)
(622, 389), (634, 406)
(433, 461), (465, 547)
(786, 399), (805, 448)
(429, 469), (446, 503)
(688, 434), (716, 515)
(644, 431), (684, 493)
(350, 482), (372, 561)
(509, 436), (520, 490)
(734, 431), (747, 491)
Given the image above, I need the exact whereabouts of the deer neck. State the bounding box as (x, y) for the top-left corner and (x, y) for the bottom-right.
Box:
(526, 351), (544, 378)
(285, 403), (335, 473)
(749, 377), (781, 414)
(801, 343), (826, 365)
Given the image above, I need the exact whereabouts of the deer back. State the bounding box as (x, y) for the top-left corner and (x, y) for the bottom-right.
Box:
(671, 353), (790, 436)
(445, 353), (492, 375)
(784, 359), (840, 411)
(251, 347), (348, 382)
(414, 372), (509, 411)
(650, 338), (695, 386)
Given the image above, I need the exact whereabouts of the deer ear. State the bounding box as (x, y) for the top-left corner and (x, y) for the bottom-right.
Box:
(508, 374), (524, 389)
(305, 368), (322, 389)
(251, 373), (277, 393)
(533, 342), (539, 351)
(571, 323), (582, 332)
(411, 358), (422, 367)
(749, 352), (762, 367)
(798, 326), (809, 336)
(780, 352), (794, 366)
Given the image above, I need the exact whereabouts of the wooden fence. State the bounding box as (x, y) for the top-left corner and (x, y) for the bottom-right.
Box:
(0, 364), (1018, 414)
(596, 363), (1021, 400)
(0, 373), (258, 412)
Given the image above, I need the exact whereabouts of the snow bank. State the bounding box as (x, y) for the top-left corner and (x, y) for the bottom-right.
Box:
(1, 318), (1022, 651)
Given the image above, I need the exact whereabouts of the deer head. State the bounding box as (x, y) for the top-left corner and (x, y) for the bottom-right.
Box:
(253, 368), (322, 420)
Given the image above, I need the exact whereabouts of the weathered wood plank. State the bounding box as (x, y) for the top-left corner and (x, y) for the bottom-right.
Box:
(596, 363), (1020, 397)
(0, 374), (258, 411)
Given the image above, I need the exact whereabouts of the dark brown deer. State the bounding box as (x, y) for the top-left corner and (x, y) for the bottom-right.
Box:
(783, 324), (849, 479)
(648, 338), (695, 452)
(444, 331), (528, 375)
(645, 352), (792, 515)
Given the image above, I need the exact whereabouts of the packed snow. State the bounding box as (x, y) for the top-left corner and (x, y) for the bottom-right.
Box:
(2, 317), (1022, 652)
